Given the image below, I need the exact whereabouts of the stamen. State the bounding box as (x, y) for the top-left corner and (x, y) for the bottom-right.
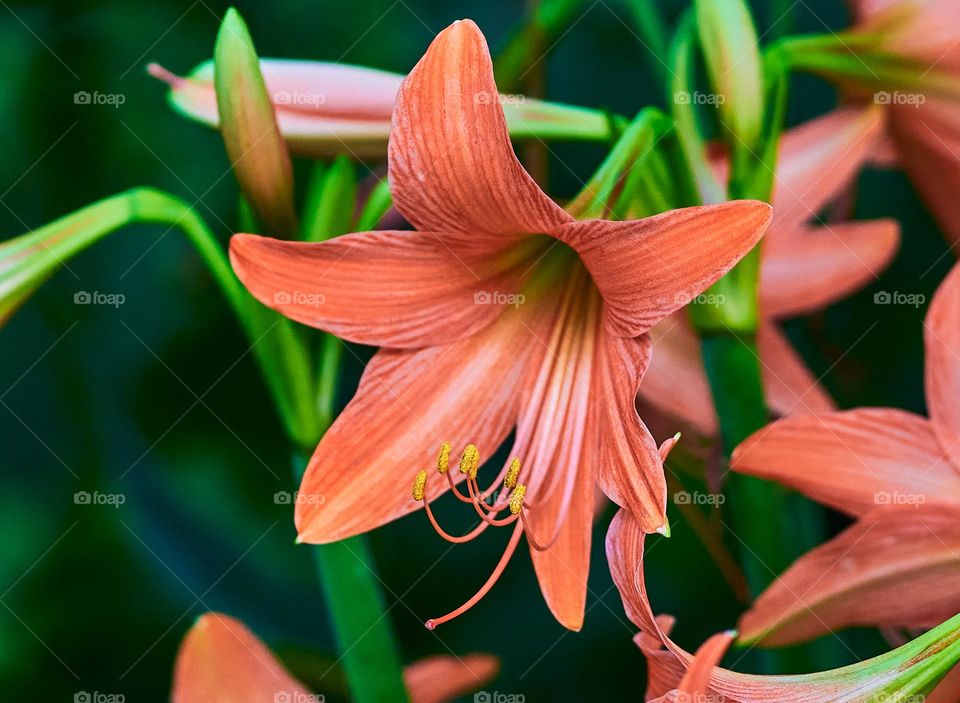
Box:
(436, 442), (451, 474)
(425, 521), (524, 630)
(459, 444), (479, 478)
(412, 470), (427, 501)
(509, 484), (527, 515)
(504, 458), (521, 489)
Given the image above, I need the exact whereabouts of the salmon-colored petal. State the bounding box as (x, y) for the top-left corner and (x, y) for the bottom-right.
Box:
(594, 332), (667, 533)
(640, 313), (719, 436)
(771, 106), (885, 234)
(172, 613), (311, 703)
(607, 510), (936, 703)
(295, 300), (545, 543)
(405, 653), (500, 703)
(740, 505), (960, 646)
(732, 409), (960, 516)
(508, 271), (600, 630)
(677, 630), (736, 695)
(758, 322), (836, 419)
(388, 20), (571, 236)
(635, 617), (685, 701)
(231, 231), (537, 348)
(890, 100), (960, 252)
(925, 261), (960, 471)
(760, 220), (901, 319)
(553, 201), (771, 337)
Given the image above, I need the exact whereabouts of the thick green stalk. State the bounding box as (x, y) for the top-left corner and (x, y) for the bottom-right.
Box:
(291, 160), (409, 703)
(293, 455), (409, 703)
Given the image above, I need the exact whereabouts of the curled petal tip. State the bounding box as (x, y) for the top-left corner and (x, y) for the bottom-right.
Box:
(655, 519), (672, 538)
(147, 62), (181, 86)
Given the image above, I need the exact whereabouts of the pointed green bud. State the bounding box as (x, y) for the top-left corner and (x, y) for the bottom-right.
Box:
(214, 8), (297, 238)
(694, 0), (764, 152)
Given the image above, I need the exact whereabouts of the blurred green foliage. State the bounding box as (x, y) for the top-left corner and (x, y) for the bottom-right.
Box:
(0, 0), (952, 699)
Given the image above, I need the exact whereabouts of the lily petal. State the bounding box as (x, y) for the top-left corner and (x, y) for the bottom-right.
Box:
(172, 612), (499, 703)
(758, 322), (836, 419)
(294, 301), (543, 543)
(172, 613), (311, 702)
(889, 99), (960, 252)
(739, 505), (960, 646)
(640, 313), (719, 436)
(677, 630), (736, 695)
(388, 20), (571, 236)
(771, 106), (885, 234)
(552, 201), (772, 337)
(731, 409), (960, 517)
(509, 272), (599, 630)
(608, 510), (960, 703)
(593, 331), (667, 532)
(760, 219), (901, 319)
(404, 653), (500, 703)
(230, 231), (536, 348)
(925, 261), (960, 472)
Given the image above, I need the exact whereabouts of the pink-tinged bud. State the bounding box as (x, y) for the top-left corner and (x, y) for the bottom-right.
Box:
(213, 8), (297, 238)
(151, 59), (617, 159)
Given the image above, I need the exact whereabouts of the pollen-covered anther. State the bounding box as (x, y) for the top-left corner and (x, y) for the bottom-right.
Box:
(509, 484), (527, 515)
(459, 443), (479, 478)
(436, 441), (451, 474)
(504, 458), (521, 489)
(412, 470), (428, 501)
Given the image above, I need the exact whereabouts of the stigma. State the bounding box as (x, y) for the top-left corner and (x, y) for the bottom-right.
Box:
(411, 442), (546, 630)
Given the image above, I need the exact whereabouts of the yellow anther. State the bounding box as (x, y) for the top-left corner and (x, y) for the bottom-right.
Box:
(436, 442), (451, 474)
(509, 484), (527, 515)
(504, 458), (521, 489)
(412, 470), (428, 501)
(459, 444), (479, 479)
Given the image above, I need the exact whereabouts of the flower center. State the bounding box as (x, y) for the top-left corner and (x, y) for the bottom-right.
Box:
(411, 441), (555, 629)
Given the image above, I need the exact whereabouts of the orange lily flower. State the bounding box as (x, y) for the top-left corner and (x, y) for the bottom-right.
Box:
(149, 55), (613, 159)
(849, 0), (960, 251)
(606, 508), (960, 702)
(229, 20), (771, 630)
(640, 106), (900, 436)
(172, 612), (498, 703)
(730, 259), (960, 646)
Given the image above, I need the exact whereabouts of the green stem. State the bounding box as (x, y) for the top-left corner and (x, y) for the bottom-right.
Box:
(291, 161), (409, 702)
(624, 0), (670, 89)
(293, 456), (409, 703)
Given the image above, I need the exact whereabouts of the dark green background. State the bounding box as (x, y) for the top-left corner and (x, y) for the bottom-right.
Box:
(0, 0), (951, 699)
